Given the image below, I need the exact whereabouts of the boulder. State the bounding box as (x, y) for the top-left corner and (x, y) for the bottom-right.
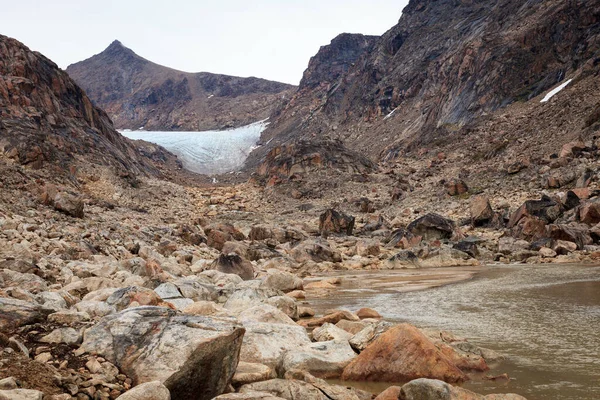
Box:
(53, 192), (84, 218)
(355, 239), (381, 256)
(508, 196), (562, 228)
(312, 323), (353, 342)
(407, 214), (455, 241)
(0, 270), (48, 294)
(319, 209), (355, 236)
(282, 340), (357, 378)
(348, 321), (395, 352)
(232, 362), (276, 387)
(290, 240), (342, 263)
(79, 307), (245, 400)
(341, 324), (467, 383)
(579, 200), (600, 224)
(239, 304), (296, 325)
(115, 381), (170, 400)
(335, 320), (369, 335)
(375, 386), (402, 400)
(211, 254), (255, 280)
(299, 310), (360, 328)
(106, 286), (164, 311)
(224, 288), (284, 315)
(356, 308), (382, 319)
(261, 270), (303, 292)
(559, 140), (585, 158)
(240, 322), (311, 368)
(240, 379), (327, 400)
(399, 378), (527, 400)
(546, 224), (593, 250)
(0, 389), (44, 400)
(214, 392), (286, 400)
(470, 196), (494, 226)
(0, 297), (51, 333)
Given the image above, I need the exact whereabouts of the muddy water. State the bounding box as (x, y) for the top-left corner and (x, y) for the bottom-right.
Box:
(307, 264), (600, 400)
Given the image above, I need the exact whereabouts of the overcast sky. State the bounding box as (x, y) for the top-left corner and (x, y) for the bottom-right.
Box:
(2, 0), (409, 85)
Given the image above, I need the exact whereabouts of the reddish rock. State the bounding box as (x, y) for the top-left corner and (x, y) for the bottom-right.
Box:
(341, 324), (467, 383)
(559, 140), (585, 158)
(375, 386), (402, 400)
(319, 209), (355, 236)
(445, 179), (469, 196)
(407, 214), (455, 241)
(579, 201), (600, 224)
(547, 224), (592, 249)
(470, 196), (494, 226)
(356, 308), (382, 319)
(508, 196), (562, 228)
(299, 310), (359, 328)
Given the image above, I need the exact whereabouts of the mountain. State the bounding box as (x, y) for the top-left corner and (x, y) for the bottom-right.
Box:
(0, 34), (171, 182)
(254, 0), (600, 163)
(66, 41), (296, 131)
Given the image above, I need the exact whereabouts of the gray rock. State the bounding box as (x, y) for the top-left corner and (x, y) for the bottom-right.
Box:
(281, 340), (357, 378)
(115, 381), (170, 400)
(80, 306), (244, 400)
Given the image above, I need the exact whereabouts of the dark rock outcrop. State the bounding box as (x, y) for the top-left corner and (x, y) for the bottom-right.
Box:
(319, 209), (355, 236)
(67, 41), (296, 131)
(407, 213), (455, 241)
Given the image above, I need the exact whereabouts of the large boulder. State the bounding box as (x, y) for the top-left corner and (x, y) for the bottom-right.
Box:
(115, 381), (170, 400)
(508, 195), (562, 228)
(470, 196), (495, 227)
(319, 209), (355, 236)
(223, 288), (284, 315)
(341, 324), (467, 383)
(579, 200), (600, 224)
(211, 253), (255, 280)
(79, 307), (245, 400)
(407, 214), (455, 241)
(261, 270), (303, 293)
(240, 322), (311, 368)
(240, 379), (327, 400)
(0, 297), (51, 333)
(399, 378), (527, 400)
(281, 340), (357, 378)
(53, 192), (85, 218)
(546, 224), (593, 250)
(289, 240), (342, 263)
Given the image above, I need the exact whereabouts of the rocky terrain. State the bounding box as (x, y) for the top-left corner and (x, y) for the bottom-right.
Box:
(3, 0), (600, 398)
(66, 41), (296, 132)
(251, 0), (600, 163)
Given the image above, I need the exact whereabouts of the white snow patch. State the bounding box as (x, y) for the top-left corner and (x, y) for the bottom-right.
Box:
(207, 94), (214, 99)
(541, 79), (573, 103)
(384, 108), (398, 120)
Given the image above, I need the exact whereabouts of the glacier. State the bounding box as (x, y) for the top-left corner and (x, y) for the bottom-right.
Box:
(121, 120), (268, 175)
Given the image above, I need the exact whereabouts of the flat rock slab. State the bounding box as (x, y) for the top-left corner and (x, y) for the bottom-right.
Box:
(80, 306), (245, 400)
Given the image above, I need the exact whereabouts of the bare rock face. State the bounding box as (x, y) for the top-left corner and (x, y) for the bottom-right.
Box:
(252, 0), (600, 163)
(407, 213), (455, 241)
(66, 40), (296, 132)
(80, 306), (245, 400)
(341, 324), (467, 383)
(0, 35), (159, 179)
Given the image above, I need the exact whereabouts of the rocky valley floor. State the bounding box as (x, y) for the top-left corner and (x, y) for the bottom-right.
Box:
(2, 117), (600, 400)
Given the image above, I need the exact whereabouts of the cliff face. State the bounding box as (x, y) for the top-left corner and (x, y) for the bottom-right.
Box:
(256, 0), (600, 162)
(66, 41), (296, 131)
(0, 35), (160, 179)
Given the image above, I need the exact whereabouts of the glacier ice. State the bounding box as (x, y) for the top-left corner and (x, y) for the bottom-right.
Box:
(121, 120), (267, 175)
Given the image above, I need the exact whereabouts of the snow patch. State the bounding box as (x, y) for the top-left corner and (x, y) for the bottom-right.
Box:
(207, 94), (214, 99)
(541, 79), (573, 103)
(384, 108), (398, 120)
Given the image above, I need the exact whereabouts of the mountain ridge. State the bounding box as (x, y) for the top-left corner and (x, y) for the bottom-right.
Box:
(66, 41), (296, 131)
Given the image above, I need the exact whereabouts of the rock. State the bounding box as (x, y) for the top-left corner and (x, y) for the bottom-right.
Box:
(75, 301), (116, 317)
(239, 304), (296, 325)
(232, 362), (276, 387)
(299, 310), (360, 328)
(407, 214), (455, 241)
(39, 327), (82, 345)
(386, 250), (420, 268)
(387, 228), (420, 249)
(562, 191), (581, 210)
(0, 298), (51, 333)
(559, 140), (586, 158)
(182, 301), (224, 316)
(312, 323), (353, 342)
(212, 254), (255, 280)
(445, 179), (468, 196)
(470, 196), (494, 226)
(0, 270), (48, 294)
(224, 288), (284, 315)
(282, 340), (357, 378)
(80, 306), (245, 400)
(546, 223), (592, 249)
(579, 200), (600, 224)
(214, 392), (286, 400)
(319, 209), (355, 236)
(553, 240), (578, 255)
(290, 240), (342, 263)
(355, 239), (381, 256)
(240, 379), (327, 400)
(399, 378), (527, 400)
(348, 321), (395, 352)
(0, 378), (17, 390)
(261, 270), (303, 292)
(356, 308), (382, 319)
(375, 386), (402, 400)
(265, 296), (299, 320)
(0, 389), (44, 400)
(240, 322), (311, 368)
(154, 283), (182, 300)
(508, 196), (562, 228)
(341, 324), (467, 383)
(452, 241), (479, 258)
(106, 286), (164, 311)
(298, 306), (315, 318)
(115, 381), (170, 400)
(53, 192), (84, 218)
(335, 320), (368, 335)
(498, 237), (530, 255)
(539, 247), (557, 258)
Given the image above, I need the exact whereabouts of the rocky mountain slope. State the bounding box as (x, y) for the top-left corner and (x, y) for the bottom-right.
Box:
(67, 41), (296, 131)
(255, 0), (600, 163)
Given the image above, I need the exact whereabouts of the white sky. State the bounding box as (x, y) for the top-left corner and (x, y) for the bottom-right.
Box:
(2, 0), (408, 85)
